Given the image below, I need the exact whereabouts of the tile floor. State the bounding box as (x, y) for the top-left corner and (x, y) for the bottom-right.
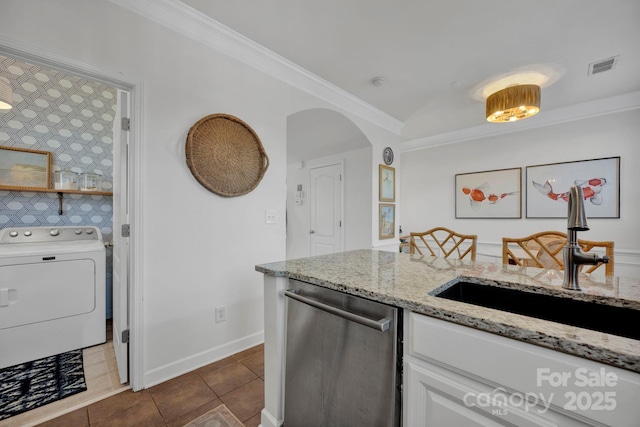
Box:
(1, 321), (128, 427)
(34, 344), (265, 427)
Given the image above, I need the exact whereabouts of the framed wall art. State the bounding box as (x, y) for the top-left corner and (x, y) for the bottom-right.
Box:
(455, 167), (521, 219)
(526, 157), (620, 218)
(0, 146), (51, 190)
(379, 164), (395, 202)
(379, 203), (395, 239)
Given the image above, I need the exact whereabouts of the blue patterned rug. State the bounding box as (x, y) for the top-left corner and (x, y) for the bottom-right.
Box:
(0, 350), (87, 420)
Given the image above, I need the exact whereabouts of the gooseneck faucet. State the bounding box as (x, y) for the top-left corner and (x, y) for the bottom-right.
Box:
(562, 186), (610, 290)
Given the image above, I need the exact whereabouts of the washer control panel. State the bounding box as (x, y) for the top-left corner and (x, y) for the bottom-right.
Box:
(0, 226), (103, 244)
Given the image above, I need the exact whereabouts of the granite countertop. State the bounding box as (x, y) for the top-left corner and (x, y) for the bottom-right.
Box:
(256, 249), (640, 373)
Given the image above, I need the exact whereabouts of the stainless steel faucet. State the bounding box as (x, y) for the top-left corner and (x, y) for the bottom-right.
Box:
(562, 185), (610, 290)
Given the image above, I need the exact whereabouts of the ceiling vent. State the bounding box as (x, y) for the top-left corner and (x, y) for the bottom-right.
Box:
(588, 56), (618, 76)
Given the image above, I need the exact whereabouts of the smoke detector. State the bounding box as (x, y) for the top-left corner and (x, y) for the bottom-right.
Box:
(588, 56), (619, 76)
(370, 77), (385, 87)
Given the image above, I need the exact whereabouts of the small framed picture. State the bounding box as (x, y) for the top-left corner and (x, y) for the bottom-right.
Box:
(0, 146), (51, 190)
(455, 167), (521, 219)
(379, 164), (395, 202)
(526, 157), (620, 218)
(379, 203), (395, 239)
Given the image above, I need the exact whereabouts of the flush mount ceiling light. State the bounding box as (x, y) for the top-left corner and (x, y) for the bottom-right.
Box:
(486, 84), (540, 123)
(0, 78), (13, 110)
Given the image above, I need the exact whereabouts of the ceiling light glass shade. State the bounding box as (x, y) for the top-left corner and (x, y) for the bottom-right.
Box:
(486, 84), (540, 123)
(0, 79), (13, 110)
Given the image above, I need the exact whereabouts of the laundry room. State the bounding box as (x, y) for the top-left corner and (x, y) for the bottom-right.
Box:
(0, 52), (127, 421)
(0, 55), (114, 263)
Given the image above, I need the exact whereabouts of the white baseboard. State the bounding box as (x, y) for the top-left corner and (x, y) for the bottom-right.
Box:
(372, 242), (402, 252)
(259, 408), (281, 427)
(142, 331), (264, 388)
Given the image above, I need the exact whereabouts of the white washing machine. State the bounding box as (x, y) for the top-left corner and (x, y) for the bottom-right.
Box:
(0, 226), (106, 369)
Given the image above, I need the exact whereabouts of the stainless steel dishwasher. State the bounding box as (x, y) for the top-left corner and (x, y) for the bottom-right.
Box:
(284, 279), (402, 427)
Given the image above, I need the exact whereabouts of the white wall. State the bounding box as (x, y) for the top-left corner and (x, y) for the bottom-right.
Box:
(286, 146), (372, 259)
(0, 0), (399, 387)
(399, 109), (640, 277)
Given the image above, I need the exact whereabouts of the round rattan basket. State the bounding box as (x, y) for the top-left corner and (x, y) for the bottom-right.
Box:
(185, 114), (269, 197)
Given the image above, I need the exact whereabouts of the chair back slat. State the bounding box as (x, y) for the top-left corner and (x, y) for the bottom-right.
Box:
(407, 227), (477, 261)
(502, 231), (614, 276)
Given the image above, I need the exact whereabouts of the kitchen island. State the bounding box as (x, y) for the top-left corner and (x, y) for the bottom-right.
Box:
(256, 249), (640, 427)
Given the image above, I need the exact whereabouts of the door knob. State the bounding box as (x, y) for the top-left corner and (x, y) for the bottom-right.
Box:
(310, 230), (315, 234)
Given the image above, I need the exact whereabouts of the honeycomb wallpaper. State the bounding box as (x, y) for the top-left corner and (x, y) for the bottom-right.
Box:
(0, 54), (117, 316)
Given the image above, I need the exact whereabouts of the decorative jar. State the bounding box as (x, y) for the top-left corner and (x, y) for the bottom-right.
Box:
(53, 169), (79, 190)
(80, 172), (102, 191)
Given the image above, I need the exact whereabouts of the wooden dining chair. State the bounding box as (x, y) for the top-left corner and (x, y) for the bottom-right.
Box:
(502, 231), (614, 276)
(408, 227), (477, 260)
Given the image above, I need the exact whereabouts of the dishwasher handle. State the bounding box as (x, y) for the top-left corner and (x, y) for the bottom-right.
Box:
(285, 289), (392, 331)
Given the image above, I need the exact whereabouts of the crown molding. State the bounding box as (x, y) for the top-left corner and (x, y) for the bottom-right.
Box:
(109, 0), (403, 135)
(0, 35), (138, 91)
(400, 90), (640, 152)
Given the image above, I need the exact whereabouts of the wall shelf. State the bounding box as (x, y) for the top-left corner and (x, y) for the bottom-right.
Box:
(0, 186), (113, 214)
(55, 189), (113, 196)
(0, 186), (113, 196)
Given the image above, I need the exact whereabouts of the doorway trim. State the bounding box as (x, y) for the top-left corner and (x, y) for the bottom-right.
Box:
(0, 35), (145, 391)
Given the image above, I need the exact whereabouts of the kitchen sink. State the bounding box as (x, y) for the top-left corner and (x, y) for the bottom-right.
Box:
(431, 280), (640, 340)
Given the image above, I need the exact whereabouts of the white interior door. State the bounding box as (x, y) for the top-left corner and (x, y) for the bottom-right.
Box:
(112, 89), (130, 384)
(310, 163), (343, 256)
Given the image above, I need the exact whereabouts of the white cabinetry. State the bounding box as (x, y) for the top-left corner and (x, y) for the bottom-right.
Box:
(404, 311), (640, 427)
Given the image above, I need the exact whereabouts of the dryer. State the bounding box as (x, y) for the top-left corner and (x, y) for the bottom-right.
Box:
(0, 226), (106, 369)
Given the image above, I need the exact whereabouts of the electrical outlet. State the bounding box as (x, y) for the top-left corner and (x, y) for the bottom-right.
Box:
(265, 210), (277, 224)
(215, 306), (226, 323)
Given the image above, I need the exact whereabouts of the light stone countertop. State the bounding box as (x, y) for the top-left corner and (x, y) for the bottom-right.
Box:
(256, 249), (640, 373)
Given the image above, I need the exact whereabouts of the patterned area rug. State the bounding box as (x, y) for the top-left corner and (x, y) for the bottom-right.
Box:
(0, 349), (87, 420)
(183, 404), (245, 427)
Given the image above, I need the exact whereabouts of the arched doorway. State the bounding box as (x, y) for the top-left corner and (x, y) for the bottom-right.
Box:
(286, 108), (372, 259)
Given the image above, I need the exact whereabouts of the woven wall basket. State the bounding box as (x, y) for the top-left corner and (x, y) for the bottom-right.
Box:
(186, 114), (269, 197)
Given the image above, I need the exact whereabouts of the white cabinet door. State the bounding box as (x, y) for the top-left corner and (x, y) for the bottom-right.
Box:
(405, 361), (502, 427)
(405, 360), (589, 427)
